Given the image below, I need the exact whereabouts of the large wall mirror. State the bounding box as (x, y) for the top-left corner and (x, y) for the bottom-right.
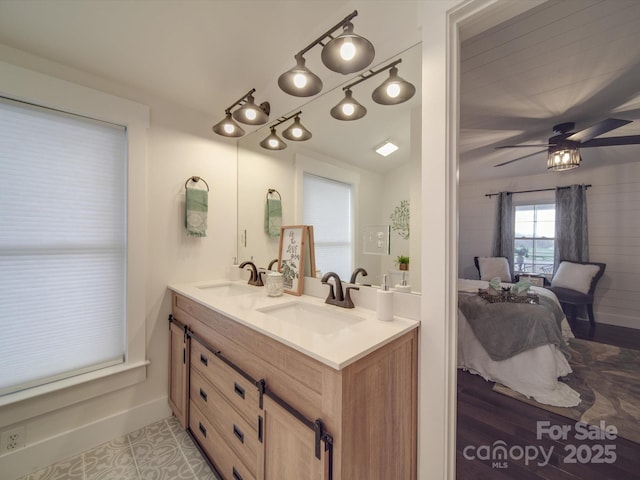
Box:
(237, 43), (422, 293)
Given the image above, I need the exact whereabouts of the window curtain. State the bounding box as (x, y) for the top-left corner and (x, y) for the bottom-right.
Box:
(555, 184), (589, 267)
(491, 191), (514, 276)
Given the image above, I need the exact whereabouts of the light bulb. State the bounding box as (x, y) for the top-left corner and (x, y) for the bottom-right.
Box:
(340, 39), (356, 61)
(269, 139), (279, 148)
(342, 104), (355, 116)
(386, 83), (401, 98)
(293, 73), (307, 88)
(224, 124), (235, 134)
(291, 127), (302, 138)
(244, 109), (257, 121)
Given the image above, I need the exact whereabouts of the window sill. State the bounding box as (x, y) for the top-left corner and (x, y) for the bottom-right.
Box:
(0, 360), (150, 425)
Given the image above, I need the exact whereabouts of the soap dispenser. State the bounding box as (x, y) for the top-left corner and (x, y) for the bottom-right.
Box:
(376, 274), (394, 322)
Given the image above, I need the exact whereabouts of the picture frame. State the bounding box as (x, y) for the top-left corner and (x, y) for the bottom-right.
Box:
(278, 225), (316, 295)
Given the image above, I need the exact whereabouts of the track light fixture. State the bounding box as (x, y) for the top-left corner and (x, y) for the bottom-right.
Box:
(212, 88), (270, 138)
(278, 10), (375, 97)
(260, 111), (312, 150)
(330, 59), (415, 121)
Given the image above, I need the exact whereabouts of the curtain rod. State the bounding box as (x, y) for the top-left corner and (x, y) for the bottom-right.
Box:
(484, 184), (592, 198)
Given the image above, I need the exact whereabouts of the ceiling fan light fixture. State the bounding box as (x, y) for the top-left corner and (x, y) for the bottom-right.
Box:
(278, 55), (323, 97)
(212, 112), (245, 137)
(371, 66), (416, 105)
(232, 93), (270, 125)
(282, 115), (312, 141)
(547, 147), (581, 171)
(260, 127), (287, 150)
(330, 89), (367, 121)
(321, 22), (375, 74)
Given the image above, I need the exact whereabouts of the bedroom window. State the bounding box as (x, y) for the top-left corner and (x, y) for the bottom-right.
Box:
(0, 97), (127, 397)
(514, 203), (555, 275)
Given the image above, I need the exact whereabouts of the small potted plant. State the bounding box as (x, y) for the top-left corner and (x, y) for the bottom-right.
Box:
(515, 246), (528, 272)
(396, 255), (410, 271)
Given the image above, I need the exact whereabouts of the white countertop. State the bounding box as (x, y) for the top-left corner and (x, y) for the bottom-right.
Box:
(168, 279), (420, 370)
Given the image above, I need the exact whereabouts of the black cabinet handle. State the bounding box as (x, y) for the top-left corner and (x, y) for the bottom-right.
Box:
(234, 382), (245, 399)
(200, 354), (208, 366)
(233, 424), (244, 444)
(232, 467), (243, 480)
(198, 422), (207, 437)
(199, 388), (207, 402)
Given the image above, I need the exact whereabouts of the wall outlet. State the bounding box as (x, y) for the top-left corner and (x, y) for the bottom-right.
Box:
(1, 426), (26, 452)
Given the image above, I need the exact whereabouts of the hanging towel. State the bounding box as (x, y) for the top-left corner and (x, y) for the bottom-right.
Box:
(185, 187), (208, 237)
(264, 197), (282, 237)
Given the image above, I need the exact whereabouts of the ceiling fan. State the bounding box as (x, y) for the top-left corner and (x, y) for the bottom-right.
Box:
(494, 118), (640, 169)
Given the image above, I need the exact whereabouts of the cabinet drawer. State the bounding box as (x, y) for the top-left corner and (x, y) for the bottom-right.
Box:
(191, 338), (260, 424)
(190, 401), (256, 480)
(191, 368), (260, 476)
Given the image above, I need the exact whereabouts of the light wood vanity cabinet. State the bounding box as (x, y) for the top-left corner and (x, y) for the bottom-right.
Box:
(169, 292), (418, 480)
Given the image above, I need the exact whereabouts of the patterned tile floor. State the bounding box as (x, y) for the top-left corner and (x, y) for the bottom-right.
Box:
(15, 416), (220, 480)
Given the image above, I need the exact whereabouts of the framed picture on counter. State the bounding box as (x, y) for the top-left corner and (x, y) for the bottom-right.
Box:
(278, 225), (316, 295)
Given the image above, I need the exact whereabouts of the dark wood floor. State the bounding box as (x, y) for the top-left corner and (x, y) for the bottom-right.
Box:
(456, 321), (640, 480)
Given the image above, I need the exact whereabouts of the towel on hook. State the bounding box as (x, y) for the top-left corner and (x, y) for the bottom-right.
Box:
(185, 186), (208, 237)
(264, 197), (282, 237)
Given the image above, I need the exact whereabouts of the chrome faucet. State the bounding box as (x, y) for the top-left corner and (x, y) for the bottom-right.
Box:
(321, 272), (359, 308)
(350, 267), (369, 285)
(239, 261), (264, 286)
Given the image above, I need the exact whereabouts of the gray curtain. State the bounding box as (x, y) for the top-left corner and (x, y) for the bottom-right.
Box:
(492, 192), (514, 276)
(555, 184), (589, 268)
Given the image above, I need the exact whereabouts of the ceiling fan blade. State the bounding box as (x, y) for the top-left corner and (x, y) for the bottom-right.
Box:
(494, 149), (548, 167)
(566, 118), (632, 143)
(495, 144), (552, 149)
(580, 135), (640, 147)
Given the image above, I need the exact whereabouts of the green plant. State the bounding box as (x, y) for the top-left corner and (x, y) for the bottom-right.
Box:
(397, 255), (410, 265)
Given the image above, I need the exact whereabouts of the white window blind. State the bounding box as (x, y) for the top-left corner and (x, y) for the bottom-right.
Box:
(303, 173), (352, 279)
(0, 97), (127, 396)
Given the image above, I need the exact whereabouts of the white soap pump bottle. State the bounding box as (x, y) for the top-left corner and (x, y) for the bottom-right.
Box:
(377, 274), (394, 322)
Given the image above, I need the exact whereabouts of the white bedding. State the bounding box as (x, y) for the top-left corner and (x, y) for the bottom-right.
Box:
(457, 279), (580, 407)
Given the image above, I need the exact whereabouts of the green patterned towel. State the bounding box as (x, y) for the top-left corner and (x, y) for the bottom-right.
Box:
(185, 187), (208, 237)
(264, 198), (282, 237)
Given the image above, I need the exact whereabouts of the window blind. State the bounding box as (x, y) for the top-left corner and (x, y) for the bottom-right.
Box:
(0, 97), (127, 396)
(303, 173), (352, 279)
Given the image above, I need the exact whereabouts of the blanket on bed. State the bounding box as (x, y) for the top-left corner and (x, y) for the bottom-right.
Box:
(458, 292), (568, 361)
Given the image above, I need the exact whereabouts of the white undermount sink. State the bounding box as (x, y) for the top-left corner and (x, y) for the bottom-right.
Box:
(256, 301), (365, 335)
(196, 282), (259, 296)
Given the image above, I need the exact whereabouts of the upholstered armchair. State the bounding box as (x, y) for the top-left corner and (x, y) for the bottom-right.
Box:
(548, 260), (606, 327)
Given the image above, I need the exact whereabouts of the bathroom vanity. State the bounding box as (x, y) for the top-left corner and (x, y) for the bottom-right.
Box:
(167, 280), (419, 480)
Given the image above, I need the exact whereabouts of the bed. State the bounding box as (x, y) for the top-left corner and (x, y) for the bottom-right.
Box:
(457, 278), (581, 407)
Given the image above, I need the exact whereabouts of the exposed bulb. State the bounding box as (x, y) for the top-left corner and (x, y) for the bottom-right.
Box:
(244, 109), (257, 121)
(342, 103), (355, 116)
(291, 127), (303, 138)
(224, 123), (235, 134)
(269, 139), (279, 148)
(386, 83), (401, 98)
(293, 73), (307, 88)
(340, 39), (356, 61)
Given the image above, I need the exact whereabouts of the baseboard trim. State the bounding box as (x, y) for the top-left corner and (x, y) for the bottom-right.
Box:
(0, 395), (172, 480)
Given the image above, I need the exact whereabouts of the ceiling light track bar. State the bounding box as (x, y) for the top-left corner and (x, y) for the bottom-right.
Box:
(270, 110), (303, 128)
(295, 10), (359, 58)
(342, 59), (402, 91)
(224, 88), (256, 114)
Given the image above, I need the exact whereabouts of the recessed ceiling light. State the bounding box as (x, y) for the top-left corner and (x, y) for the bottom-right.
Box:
(375, 140), (399, 157)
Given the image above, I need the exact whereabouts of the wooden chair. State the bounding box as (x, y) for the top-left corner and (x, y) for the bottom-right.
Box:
(548, 260), (606, 328)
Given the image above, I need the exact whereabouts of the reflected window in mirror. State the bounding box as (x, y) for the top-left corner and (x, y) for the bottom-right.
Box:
(303, 173), (353, 279)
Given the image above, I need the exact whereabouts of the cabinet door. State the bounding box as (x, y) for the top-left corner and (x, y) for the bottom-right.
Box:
(262, 395), (325, 480)
(168, 321), (189, 428)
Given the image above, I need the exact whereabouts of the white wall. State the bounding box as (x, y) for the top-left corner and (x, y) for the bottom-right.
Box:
(0, 47), (237, 479)
(459, 161), (640, 329)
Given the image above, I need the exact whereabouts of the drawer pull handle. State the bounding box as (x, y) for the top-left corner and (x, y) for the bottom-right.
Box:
(200, 354), (208, 366)
(199, 388), (207, 402)
(234, 382), (245, 399)
(233, 424), (244, 443)
(232, 467), (243, 480)
(198, 422), (207, 437)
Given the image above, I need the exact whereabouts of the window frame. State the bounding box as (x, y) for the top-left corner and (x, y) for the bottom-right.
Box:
(512, 200), (556, 277)
(0, 60), (149, 421)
